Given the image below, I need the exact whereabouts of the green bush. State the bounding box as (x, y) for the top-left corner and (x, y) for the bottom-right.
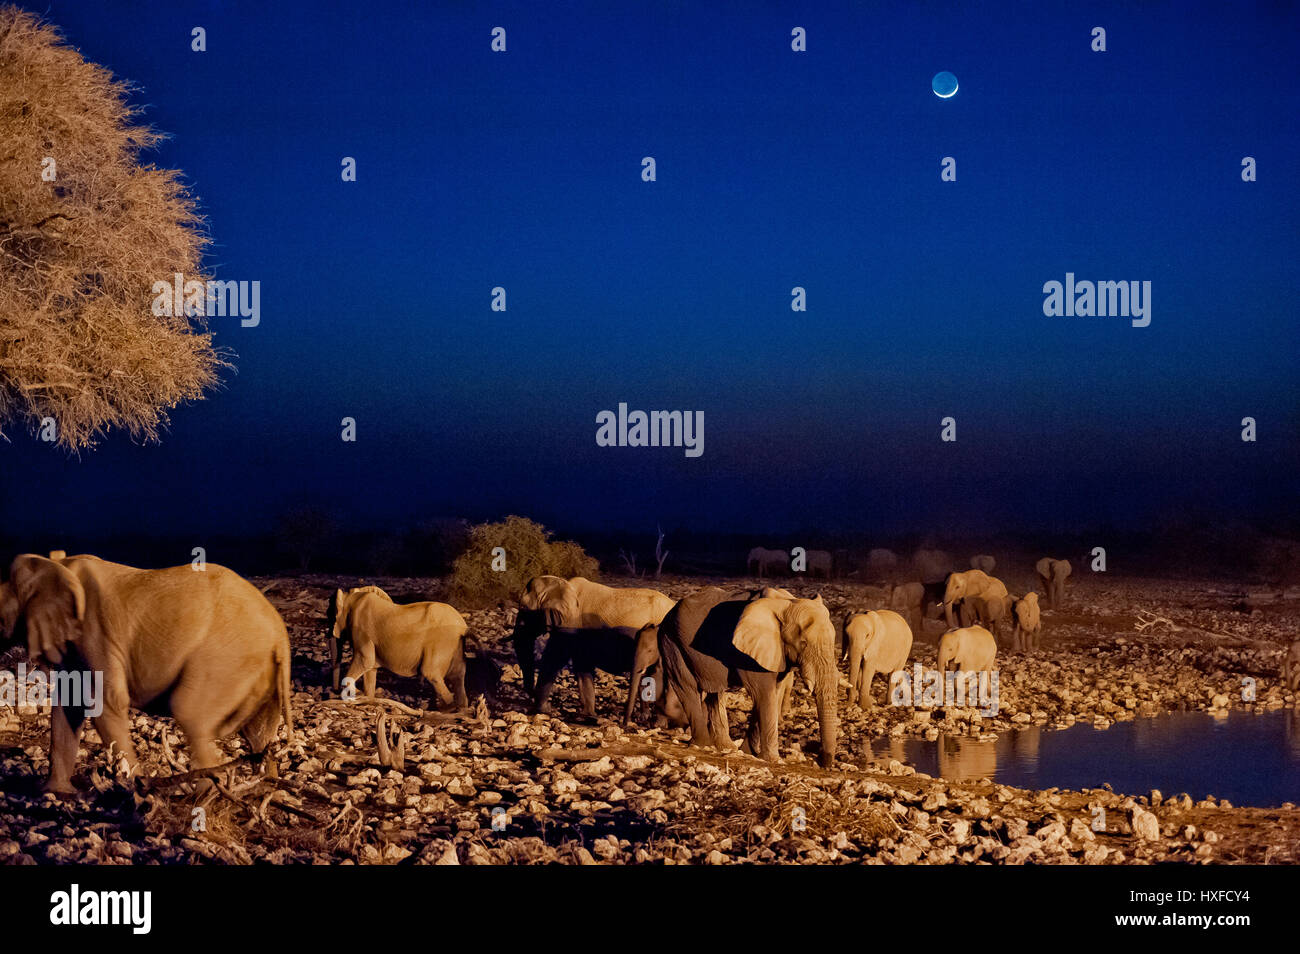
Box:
(449, 516), (599, 607)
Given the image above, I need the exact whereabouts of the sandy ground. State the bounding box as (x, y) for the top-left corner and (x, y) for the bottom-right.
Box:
(1, 572), (1298, 865)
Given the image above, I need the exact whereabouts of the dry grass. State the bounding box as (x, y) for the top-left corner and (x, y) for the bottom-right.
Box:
(0, 6), (224, 450)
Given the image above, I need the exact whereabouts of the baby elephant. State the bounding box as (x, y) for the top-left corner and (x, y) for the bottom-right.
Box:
(1010, 593), (1042, 652)
(843, 610), (913, 708)
(969, 593), (1013, 641)
(937, 626), (998, 674)
(1284, 641), (1300, 692)
(329, 586), (472, 710)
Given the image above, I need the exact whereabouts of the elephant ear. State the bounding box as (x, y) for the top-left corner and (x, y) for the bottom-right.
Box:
(10, 554), (86, 666)
(732, 600), (786, 672)
(1058, 561), (1073, 579)
(1036, 557), (1052, 578)
(536, 578), (581, 628)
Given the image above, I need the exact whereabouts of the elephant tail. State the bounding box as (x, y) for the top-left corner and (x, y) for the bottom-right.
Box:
(276, 641), (294, 744)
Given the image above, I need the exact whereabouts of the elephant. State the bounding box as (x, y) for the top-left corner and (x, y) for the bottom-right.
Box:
(746, 547), (789, 578)
(512, 576), (674, 722)
(888, 581), (925, 635)
(842, 610), (913, 708)
(803, 549), (833, 579)
(1010, 593), (1042, 652)
(940, 570), (1008, 629)
(1036, 558), (1072, 609)
(621, 623), (691, 728)
(969, 554), (996, 574)
(1283, 641), (1300, 692)
(657, 588), (838, 768)
(0, 553), (292, 793)
(328, 585), (471, 709)
(868, 548), (898, 575)
(937, 626), (998, 674)
(913, 548), (953, 584)
(969, 593), (1013, 641)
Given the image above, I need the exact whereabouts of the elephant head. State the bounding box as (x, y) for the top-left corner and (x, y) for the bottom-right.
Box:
(624, 623), (663, 726)
(734, 596), (839, 767)
(8, 554), (86, 665)
(327, 585), (391, 691)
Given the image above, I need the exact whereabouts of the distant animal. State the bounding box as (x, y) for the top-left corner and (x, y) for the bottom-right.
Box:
(842, 610), (913, 708)
(0, 553), (292, 793)
(1036, 558), (1073, 609)
(941, 570), (1008, 630)
(657, 588), (838, 767)
(513, 576), (674, 722)
(888, 581), (925, 634)
(1283, 640), (1300, 692)
(913, 548), (954, 584)
(937, 625), (998, 674)
(803, 549), (833, 579)
(1010, 593), (1042, 652)
(868, 548), (899, 575)
(329, 586), (471, 710)
(969, 554), (996, 574)
(747, 547), (789, 578)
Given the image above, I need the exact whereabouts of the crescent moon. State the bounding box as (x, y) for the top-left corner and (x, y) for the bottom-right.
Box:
(932, 71), (959, 99)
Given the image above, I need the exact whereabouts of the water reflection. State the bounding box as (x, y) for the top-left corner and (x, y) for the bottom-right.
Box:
(878, 709), (1300, 807)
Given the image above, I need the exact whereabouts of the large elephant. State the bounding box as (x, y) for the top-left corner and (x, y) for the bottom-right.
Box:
(512, 575), (674, 722)
(1010, 592), (1041, 652)
(1036, 558), (1072, 609)
(329, 585), (471, 709)
(0, 553), (292, 793)
(940, 569), (1008, 629)
(937, 625), (998, 674)
(969, 554), (996, 574)
(843, 610), (913, 708)
(746, 547), (788, 578)
(1283, 640), (1300, 692)
(657, 588), (838, 768)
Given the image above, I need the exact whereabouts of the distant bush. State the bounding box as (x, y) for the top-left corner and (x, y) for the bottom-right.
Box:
(449, 516), (599, 607)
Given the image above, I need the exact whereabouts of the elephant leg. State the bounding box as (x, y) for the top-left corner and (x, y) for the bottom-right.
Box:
(575, 670), (598, 723)
(512, 632), (537, 694)
(740, 672), (780, 763)
(533, 635), (571, 715)
(448, 651), (469, 709)
(46, 702), (86, 794)
(861, 668), (876, 707)
(426, 673), (455, 710)
(90, 684), (139, 780)
(704, 692), (735, 753)
(346, 644), (377, 697)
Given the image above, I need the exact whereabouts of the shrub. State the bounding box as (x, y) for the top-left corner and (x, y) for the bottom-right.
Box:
(449, 516), (598, 607)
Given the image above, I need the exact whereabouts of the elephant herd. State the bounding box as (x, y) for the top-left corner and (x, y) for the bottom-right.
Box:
(0, 548), (1077, 793)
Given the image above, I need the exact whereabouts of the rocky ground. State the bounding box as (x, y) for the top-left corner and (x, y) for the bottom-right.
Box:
(1, 573), (1298, 865)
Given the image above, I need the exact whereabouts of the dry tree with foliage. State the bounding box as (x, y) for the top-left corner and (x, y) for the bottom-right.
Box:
(0, 6), (224, 450)
(449, 516), (598, 607)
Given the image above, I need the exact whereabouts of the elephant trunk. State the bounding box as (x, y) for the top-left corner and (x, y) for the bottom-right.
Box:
(806, 654), (839, 768)
(944, 601), (956, 629)
(624, 665), (648, 727)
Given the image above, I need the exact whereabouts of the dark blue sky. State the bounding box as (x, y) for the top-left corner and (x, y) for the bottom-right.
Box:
(2, 0), (1297, 544)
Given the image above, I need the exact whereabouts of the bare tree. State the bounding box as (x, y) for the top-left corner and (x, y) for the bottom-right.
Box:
(654, 523), (669, 580)
(0, 7), (224, 450)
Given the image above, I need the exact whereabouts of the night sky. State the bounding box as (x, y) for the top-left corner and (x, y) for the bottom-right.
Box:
(2, 0), (1297, 548)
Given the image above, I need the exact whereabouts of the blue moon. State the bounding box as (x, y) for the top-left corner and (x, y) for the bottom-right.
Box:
(932, 71), (958, 98)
